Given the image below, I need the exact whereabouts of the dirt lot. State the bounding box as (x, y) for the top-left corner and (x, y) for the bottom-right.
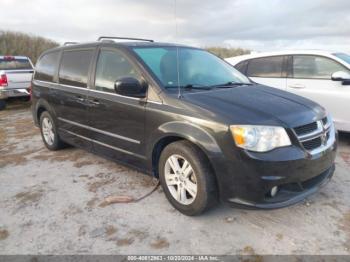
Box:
(0, 100), (349, 255)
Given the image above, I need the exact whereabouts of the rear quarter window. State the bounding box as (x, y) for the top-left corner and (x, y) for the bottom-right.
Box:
(58, 49), (94, 87)
(35, 52), (60, 82)
(0, 58), (33, 70)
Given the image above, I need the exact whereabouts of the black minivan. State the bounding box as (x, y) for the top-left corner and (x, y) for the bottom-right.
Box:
(31, 37), (337, 215)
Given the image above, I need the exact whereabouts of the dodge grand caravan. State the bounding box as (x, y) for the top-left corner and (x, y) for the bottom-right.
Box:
(31, 37), (337, 216)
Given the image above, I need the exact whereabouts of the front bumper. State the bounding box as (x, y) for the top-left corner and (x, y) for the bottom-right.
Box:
(213, 130), (337, 209)
(0, 88), (30, 99)
(228, 164), (334, 209)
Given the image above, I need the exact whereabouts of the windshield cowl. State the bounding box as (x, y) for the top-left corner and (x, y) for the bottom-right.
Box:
(164, 82), (252, 92)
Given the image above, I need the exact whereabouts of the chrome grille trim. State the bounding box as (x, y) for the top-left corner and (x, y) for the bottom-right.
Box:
(293, 116), (335, 155)
(298, 121), (323, 142)
(294, 122), (318, 136)
(298, 121), (331, 142)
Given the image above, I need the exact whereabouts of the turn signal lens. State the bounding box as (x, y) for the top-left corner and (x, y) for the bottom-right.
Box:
(231, 126), (246, 145)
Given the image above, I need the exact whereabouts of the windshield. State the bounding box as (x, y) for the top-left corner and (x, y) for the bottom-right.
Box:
(132, 47), (250, 89)
(0, 58), (33, 70)
(333, 53), (350, 65)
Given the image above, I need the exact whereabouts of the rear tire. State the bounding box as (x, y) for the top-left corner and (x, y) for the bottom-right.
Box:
(39, 111), (65, 150)
(158, 140), (218, 216)
(0, 99), (6, 111)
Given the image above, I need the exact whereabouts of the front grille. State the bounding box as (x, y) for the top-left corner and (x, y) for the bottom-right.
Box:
(302, 137), (322, 150)
(293, 117), (332, 153)
(294, 122), (317, 136)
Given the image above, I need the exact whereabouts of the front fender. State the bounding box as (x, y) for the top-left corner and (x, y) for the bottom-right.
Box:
(147, 120), (225, 161)
(147, 120), (230, 197)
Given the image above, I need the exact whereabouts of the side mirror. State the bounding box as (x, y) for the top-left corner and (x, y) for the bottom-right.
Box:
(331, 71), (350, 83)
(114, 77), (147, 98)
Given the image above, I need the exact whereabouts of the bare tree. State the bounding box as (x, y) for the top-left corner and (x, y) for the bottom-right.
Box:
(205, 46), (250, 58)
(0, 30), (59, 64)
(0, 30), (249, 62)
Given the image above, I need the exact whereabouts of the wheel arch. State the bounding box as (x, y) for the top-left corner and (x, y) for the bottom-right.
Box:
(149, 121), (224, 187)
(33, 98), (57, 126)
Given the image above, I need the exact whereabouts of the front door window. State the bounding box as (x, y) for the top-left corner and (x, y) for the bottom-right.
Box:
(292, 55), (349, 79)
(95, 50), (141, 93)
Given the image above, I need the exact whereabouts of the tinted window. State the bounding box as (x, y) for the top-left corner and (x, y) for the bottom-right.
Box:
(293, 55), (349, 79)
(133, 47), (250, 89)
(235, 61), (247, 74)
(247, 56), (284, 78)
(0, 57), (32, 70)
(95, 50), (141, 93)
(35, 52), (59, 82)
(59, 50), (94, 87)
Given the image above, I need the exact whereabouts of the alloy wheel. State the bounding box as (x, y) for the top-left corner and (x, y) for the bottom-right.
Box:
(42, 117), (55, 146)
(164, 154), (197, 205)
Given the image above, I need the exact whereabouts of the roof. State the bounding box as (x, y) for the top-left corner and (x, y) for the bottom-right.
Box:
(38, 40), (195, 60)
(225, 49), (341, 65)
(47, 41), (191, 52)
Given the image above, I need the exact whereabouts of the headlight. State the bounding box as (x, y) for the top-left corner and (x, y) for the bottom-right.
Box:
(230, 125), (291, 152)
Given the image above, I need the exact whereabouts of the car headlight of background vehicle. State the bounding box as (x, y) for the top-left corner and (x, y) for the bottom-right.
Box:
(230, 125), (291, 152)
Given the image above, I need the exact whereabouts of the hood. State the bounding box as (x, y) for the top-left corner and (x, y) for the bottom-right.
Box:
(182, 84), (326, 127)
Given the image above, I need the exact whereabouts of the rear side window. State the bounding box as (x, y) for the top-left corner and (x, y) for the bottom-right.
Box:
(59, 50), (94, 87)
(292, 55), (349, 79)
(0, 57), (32, 70)
(35, 52), (59, 82)
(247, 56), (284, 78)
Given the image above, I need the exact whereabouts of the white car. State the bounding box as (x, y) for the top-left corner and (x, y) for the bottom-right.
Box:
(226, 50), (350, 132)
(0, 55), (34, 110)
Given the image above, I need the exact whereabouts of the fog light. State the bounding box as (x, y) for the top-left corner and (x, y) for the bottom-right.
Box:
(270, 186), (278, 197)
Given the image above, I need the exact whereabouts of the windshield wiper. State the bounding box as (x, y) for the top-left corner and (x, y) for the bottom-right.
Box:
(164, 84), (211, 90)
(210, 81), (252, 88)
(164, 82), (250, 90)
(183, 84), (212, 90)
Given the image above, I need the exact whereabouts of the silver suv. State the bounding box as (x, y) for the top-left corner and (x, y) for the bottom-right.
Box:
(0, 55), (34, 110)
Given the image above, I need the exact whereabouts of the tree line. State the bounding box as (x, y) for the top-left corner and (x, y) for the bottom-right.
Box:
(205, 46), (250, 58)
(0, 31), (59, 64)
(0, 30), (249, 64)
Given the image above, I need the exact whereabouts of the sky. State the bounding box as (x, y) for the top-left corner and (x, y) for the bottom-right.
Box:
(2, 0), (350, 52)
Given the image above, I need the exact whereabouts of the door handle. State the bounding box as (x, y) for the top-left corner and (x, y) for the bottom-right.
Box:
(288, 84), (305, 89)
(75, 96), (86, 102)
(88, 99), (100, 106)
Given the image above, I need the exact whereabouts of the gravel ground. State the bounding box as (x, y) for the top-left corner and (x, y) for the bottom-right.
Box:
(0, 100), (349, 255)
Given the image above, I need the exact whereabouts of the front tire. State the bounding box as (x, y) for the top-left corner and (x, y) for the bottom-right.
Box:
(39, 111), (65, 150)
(159, 141), (218, 216)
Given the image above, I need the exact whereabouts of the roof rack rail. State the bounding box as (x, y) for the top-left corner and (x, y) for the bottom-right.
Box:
(63, 42), (78, 46)
(97, 36), (154, 42)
